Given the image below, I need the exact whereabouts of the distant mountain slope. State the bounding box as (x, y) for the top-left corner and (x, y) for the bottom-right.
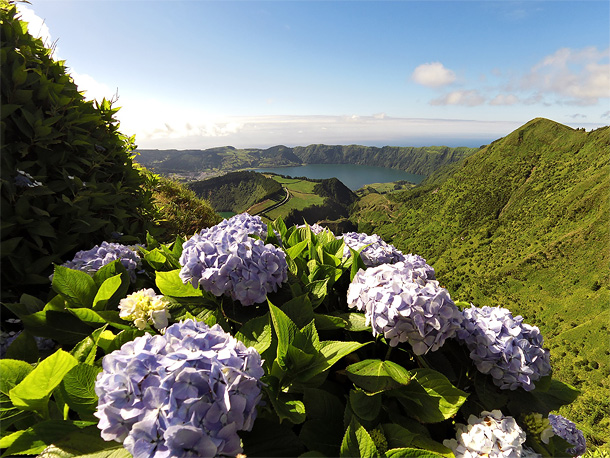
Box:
(350, 118), (610, 447)
(135, 144), (478, 177)
(136, 146), (301, 173)
(188, 171), (283, 213)
(292, 144), (478, 175)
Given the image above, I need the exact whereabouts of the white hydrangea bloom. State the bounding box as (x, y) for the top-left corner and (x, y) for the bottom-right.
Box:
(119, 288), (171, 331)
(444, 410), (526, 458)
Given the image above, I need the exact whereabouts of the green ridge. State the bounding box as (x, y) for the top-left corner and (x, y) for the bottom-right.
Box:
(350, 117), (610, 448)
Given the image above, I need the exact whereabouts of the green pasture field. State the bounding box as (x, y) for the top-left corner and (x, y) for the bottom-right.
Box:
(262, 176), (326, 220)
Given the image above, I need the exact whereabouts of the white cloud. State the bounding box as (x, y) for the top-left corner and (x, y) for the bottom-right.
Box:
(70, 71), (117, 103)
(16, 4), (56, 53)
(121, 110), (523, 150)
(430, 90), (486, 106)
(411, 62), (456, 87)
(521, 46), (610, 105)
(489, 94), (519, 106)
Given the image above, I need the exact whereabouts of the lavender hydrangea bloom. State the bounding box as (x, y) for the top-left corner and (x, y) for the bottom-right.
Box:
(179, 217), (287, 306)
(443, 410), (527, 458)
(209, 213), (268, 240)
(95, 320), (264, 458)
(59, 242), (141, 282)
(456, 305), (551, 391)
(347, 260), (461, 354)
(548, 414), (586, 456)
(340, 232), (406, 267)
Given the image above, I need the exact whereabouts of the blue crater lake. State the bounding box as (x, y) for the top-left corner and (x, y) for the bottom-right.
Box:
(254, 164), (425, 191)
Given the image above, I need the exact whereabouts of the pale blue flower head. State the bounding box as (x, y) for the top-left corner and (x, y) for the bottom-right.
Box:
(95, 319), (264, 458)
(341, 232), (406, 267)
(456, 305), (551, 391)
(548, 414), (586, 456)
(59, 241), (141, 282)
(179, 215), (287, 306)
(347, 260), (462, 354)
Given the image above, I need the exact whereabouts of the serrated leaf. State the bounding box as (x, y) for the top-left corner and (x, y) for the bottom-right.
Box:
(268, 301), (299, 367)
(235, 313), (272, 354)
(385, 448), (445, 457)
(0, 420), (93, 457)
(9, 350), (78, 416)
(346, 359), (412, 394)
(59, 364), (101, 416)
(52, 266), (96, 308)
(143, 248), (167, 270)
(155, 269), (202, 297)
(391, 368), (467, 423)
(285, 240), (308, 259)
(340, 417), (378, 458)
(92, 274), (124, 311)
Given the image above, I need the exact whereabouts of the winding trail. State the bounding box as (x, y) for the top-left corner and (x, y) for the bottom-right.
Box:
(251, 187), (290, 216)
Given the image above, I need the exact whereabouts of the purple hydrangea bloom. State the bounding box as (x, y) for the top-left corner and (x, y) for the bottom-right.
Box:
(347, 260), (462, 354)
(95, 319), (264, 458)
(59, 241), (142, 282)
(209, 213), (268, 240)
(180, 216), (287, 306)
(548, 414), (586, 456)
(340, 232), (406, 267)
(443, 410), (527, 458)
(456, 305), (551, 391)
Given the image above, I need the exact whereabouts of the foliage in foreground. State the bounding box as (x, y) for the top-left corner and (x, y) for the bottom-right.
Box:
(0, 214), (587, 457)
(0, 1), (159, 302)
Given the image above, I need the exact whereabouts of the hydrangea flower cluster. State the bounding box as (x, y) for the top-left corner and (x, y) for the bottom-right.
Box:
(15, 169), (42, 188)
(210, 213), (268, 240)
(443, 410), (527, 458)
(119, 289), (171, 331)
(548, 414), (586, 456)
(456, 305), (551, 391)
(340, 232), (406, 267)
(59, 241), (141, 282)
(95, 319), (264, 458)
(347, 260), (462, 354)
(180, 215), (287, 306)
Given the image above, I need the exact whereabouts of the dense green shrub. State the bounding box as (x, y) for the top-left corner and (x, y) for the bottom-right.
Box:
(0, 1), (158, 301)
(143, 168), (221, 238)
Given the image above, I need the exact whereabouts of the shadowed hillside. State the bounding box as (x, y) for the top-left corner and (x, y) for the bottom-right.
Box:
(350, 118), (610, 447)
(188, 171), (283, 213)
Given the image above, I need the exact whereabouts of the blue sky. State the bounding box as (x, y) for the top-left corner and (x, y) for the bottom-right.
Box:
(18, 1), (610, 149)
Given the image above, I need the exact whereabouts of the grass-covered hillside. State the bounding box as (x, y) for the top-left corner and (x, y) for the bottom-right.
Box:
(350, 118), (610, 449)
(188, 171), (283, 214)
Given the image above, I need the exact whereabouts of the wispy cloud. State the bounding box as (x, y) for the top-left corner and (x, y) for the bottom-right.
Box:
(520, 47), (610, 105)
(430, 90), (486, 107)
(411, 62), (456, 88)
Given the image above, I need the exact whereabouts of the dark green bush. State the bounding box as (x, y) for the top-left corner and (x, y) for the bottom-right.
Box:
(142, 167), (222, 238)
(0, 1), (158, 301)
